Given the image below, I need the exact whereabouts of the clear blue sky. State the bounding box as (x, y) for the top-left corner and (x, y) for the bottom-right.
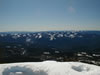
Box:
(0, 0), (100, 32)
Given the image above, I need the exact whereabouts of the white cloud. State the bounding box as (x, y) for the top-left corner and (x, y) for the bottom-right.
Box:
(68, 6), (76, 13)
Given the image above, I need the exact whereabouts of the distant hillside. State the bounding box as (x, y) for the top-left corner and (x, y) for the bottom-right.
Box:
(0, 31), (100, 60)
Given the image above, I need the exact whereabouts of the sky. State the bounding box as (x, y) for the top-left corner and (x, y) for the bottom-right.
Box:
(0, 0), (100, 32)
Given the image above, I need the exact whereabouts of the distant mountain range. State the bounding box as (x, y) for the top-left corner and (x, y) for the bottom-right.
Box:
(0, 31), (100, 58)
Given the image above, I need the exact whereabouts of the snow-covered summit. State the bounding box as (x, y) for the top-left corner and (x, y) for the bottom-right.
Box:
(0, 61), (100, 75)
(0, 31), (100, 41)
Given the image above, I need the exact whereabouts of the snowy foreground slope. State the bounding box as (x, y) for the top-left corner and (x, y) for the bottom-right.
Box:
(0, 61), (100, 75)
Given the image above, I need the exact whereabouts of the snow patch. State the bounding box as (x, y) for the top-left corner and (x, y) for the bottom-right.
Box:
(72, 65), (90, 72)
(0, 61), (100, 75)
(3, 66), (47, 75)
